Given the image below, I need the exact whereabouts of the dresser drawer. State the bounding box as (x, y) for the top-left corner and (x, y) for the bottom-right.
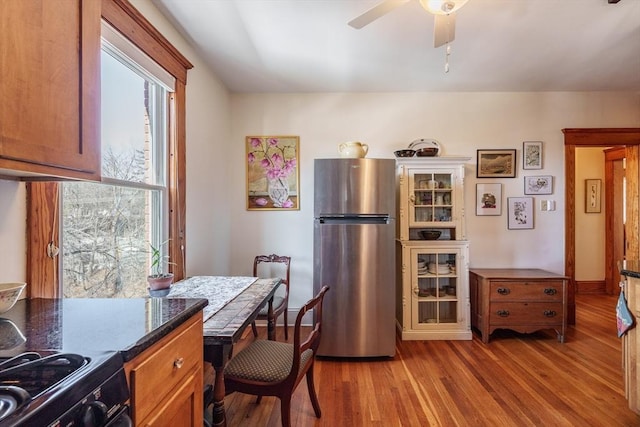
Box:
(489, 281), (563, 301)
(489, 302), (564, 326)
(128, 315), (203, 423)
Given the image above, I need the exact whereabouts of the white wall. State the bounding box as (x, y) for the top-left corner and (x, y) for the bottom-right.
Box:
(0, 180), (26, 284)
(228, 92), (640, 308)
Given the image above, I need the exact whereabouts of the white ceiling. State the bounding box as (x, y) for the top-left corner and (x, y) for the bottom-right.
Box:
(151, 0), (640, 93)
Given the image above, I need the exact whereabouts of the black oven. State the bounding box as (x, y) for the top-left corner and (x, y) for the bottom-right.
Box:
(0, 351), (131, 427)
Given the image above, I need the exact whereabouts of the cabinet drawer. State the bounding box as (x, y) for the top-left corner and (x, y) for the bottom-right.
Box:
(489, 302), (564, 325)
(489, 281), (563, 301)
(129, 316), (203, 422)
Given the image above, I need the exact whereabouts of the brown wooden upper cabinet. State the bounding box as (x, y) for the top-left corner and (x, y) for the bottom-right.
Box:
(0, 0), (101, 181)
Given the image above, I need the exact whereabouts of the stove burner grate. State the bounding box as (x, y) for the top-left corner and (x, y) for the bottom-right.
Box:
(0, 353), (88, 398)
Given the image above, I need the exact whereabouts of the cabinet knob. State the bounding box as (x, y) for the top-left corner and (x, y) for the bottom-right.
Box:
(543, 310), (557, 318)
(497, 287), (510, 295)
(496, 310), (510, 317)
(543, 288), (557, 296)
(174, 357), (185, 369)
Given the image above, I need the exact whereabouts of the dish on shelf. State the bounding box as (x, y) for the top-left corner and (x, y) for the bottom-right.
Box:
(427, 263), (450, 274)
(420, 230), (441, 240)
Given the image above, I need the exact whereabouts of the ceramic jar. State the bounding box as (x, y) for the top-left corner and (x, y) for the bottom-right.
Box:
(339, 141), (368, 158)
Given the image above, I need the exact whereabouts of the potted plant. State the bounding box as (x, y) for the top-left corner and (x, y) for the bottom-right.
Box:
(147, 241), (174, 293)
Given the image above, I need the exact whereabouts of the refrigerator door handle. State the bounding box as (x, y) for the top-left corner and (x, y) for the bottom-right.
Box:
(318, 216), (390, 225)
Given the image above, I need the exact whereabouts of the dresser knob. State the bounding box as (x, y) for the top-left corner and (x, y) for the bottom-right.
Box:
(496, 310), (510, 317)
(543, 310), (557, 317)
(497, 287), (510, 295)
(543, 288), (557, 296)
(174, 357), (184, 369)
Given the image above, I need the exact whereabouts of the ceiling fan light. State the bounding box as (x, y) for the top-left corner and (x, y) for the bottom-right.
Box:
(419, 0), (468, 15)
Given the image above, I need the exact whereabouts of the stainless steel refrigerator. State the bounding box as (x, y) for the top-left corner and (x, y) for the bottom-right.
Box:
(313, 158), (396, 357)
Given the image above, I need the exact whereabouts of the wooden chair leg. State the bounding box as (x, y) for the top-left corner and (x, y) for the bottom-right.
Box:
(251, 321), (258, 338)
(280, 395), (292, 427)
(283, 310), (288, 341)
(306, 364), (321, 417)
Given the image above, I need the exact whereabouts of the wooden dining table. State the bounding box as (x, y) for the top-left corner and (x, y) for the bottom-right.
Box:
(169, 276), (281, 427)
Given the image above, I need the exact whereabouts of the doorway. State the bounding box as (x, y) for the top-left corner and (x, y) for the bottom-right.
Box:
(563, 128), (640, 325)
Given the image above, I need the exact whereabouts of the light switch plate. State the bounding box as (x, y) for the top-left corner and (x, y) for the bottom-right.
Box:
(540, 200), (556, 211)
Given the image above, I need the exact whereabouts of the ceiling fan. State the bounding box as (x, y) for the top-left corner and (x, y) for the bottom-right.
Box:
(348, 0), (469, 48)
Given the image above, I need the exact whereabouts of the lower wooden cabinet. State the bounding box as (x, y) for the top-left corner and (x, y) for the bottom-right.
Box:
(621, 275), (639, 415)
(469, 268), (567, 344)
(125, 312), (204, 426)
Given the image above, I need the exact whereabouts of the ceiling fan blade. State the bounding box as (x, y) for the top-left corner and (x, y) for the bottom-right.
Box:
(433, 13), (456, 47)
(348, 0), (411, 29)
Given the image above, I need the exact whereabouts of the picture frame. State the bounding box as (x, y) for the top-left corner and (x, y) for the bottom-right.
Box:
(524, 175), (553, 195)
(477, 149), (517, 178)
(507, 197), (534, 229)
(585, 179), (601, 213)
(476, 183), (502, 216)
(523, 141), (543, 170)
(246, 135), (300, 210)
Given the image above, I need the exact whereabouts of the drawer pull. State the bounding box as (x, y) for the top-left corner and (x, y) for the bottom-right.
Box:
(496, 310), (510, 317)
(543, 310), (557, 318)
(543, 288), (557, 296)
(174, 357), (184, 369)
(497, 287), (510, 295)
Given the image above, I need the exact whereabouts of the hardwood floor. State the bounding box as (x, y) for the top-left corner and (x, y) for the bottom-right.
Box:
(212, 294), (640, 426)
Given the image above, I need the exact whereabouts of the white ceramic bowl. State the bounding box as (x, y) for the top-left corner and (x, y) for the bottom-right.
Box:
(0, 283), (26, 314)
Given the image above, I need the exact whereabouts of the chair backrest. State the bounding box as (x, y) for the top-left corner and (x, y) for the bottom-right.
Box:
(253, 254), (291, 287)
(289, 286), (330, 378)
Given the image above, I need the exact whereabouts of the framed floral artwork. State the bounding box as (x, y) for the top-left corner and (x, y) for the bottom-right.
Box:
(246, 136), (300, 210)
(585, 178), (601, 213)
(507, 197), (534, 230)
(477, 149), (516, 178)
(476, 183), (502, 216)
(523, 141), (543, 170)
(524, 175), (553, 195)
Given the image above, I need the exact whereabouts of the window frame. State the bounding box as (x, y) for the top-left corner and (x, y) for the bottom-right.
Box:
(26, 0), (192, 298)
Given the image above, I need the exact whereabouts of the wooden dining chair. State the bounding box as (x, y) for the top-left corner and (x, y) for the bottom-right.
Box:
(224, 286), (330, 427)
(251, 254), (291, 340)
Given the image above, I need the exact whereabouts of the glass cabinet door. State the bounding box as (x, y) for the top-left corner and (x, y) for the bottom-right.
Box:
(408, 170), (455, 228)
(411, 247), (461, 328)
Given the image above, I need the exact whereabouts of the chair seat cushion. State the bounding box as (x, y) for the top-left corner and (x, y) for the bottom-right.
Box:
(224, 340), (313, 383)
(258, 295), (286, 316)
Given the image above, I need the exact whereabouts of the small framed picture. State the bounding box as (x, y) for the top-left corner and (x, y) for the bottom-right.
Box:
(476, 183), (502, 216)
(508, 197), (534, 229)
(524, 175), (553, 195)
(585, 179), (601, 213)
(523, 141), (543, 170)
(477, 149), (516, 178)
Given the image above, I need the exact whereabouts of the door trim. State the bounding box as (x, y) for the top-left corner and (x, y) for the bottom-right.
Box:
(564, 128), (640, 324)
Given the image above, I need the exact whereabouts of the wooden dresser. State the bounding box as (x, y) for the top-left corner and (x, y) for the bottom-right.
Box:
(469, 268), (568, 344)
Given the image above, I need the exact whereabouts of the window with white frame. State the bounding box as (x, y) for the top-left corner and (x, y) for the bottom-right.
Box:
(61, 23), (174, 298)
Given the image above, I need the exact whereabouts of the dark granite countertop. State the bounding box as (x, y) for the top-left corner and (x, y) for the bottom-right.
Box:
(619, 260), (640, 279)
(0, 297), (208, 362)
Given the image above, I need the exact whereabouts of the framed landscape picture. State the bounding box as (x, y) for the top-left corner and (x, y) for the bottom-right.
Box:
(477, 149), (516, 178)
(524, 175), (553, 195)
(476, 183), (502, 216)
(523, 141), (543, 170)
(246, 136), (300, 210)
(507, 197), (534, 229)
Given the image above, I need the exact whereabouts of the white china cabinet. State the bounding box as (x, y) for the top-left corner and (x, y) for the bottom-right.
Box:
(395, 157), (472, 340)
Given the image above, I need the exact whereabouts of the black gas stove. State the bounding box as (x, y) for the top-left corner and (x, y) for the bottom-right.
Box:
(0, 351), (130, 427)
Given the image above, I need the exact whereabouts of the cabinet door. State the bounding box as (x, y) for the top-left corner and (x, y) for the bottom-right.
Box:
(0, 0), (100, 179)
(408, 169), (457, 240)
(410, 246), (465, 329)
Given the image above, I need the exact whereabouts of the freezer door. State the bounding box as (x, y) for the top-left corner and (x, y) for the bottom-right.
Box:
(314, 158), (396, 216)
(313, 219), (396, 357)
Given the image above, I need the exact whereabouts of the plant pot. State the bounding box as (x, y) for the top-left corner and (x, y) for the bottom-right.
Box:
(147, 273), (174, 291)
